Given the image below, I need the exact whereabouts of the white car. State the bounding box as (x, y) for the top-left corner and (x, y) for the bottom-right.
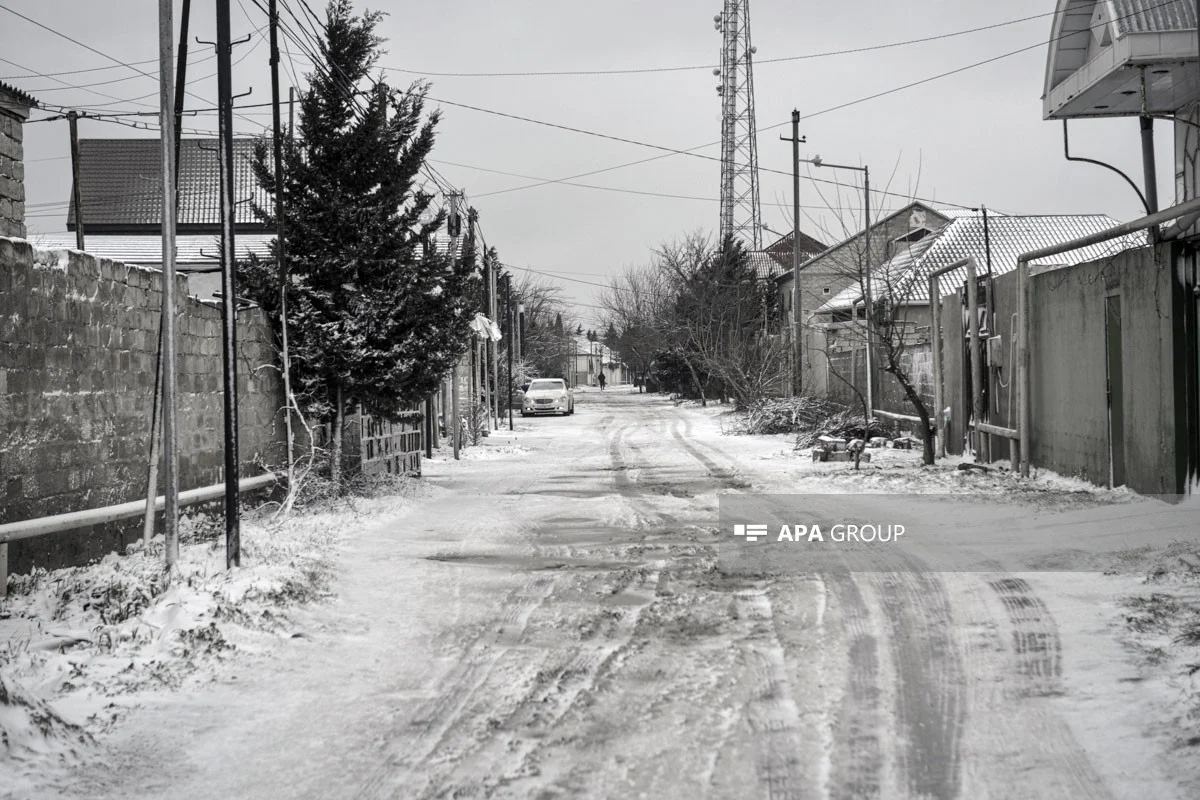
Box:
(521, 378), (574, 417)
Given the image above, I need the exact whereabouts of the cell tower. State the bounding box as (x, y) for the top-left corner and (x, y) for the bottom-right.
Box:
(714, 0), (761, 250)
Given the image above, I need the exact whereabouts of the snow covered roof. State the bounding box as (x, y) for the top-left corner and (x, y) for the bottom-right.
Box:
(30, 232), (275, 267)
(816, 214), (1142, 311)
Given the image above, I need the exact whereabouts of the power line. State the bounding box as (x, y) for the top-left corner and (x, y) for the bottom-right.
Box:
(444, 0), (1178, 210)
(380, 9), (1057, 78)
(428, 93), (976, 210)
(0, 4), (265, 129)
(434, 158), (879, 209)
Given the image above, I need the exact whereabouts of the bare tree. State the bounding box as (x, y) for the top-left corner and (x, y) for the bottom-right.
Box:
(600, 260), (674, 393)
(511, 274), (578, 380)
(799, 163), (939, 464)
(603, 232), (785, 408)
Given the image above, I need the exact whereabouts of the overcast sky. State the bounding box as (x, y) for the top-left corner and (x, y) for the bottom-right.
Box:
(3, 0), (1178, 329)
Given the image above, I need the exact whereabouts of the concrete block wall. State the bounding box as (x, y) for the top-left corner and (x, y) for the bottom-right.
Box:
(0, 98), (28, 240)
(0, 237), (288, 574)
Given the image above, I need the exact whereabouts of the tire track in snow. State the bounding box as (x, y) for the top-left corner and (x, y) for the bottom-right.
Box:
(669, 414), (748, 489)
(355, 574), (558, 798)
(868, 564), (965, 800)
(976, 570), (1112, 798)
(988, 576), (1063, 697)
(730, 588), (810, 799)
(827, 574), (884, 800)
(451, 567), (665, 797)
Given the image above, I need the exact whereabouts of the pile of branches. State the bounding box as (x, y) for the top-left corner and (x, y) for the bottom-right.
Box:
(725, 396), (845, 436)
(794, 409), (893, 449)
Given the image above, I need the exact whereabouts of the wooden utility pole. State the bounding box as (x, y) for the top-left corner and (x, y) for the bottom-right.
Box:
(268, 0), (296, 488)
(67, 112), (85, 251)
(506, 274), (514, 431)
(143, 0), (191, 548)
(216, 0), (241, 568)
(157, 0), (181, 568)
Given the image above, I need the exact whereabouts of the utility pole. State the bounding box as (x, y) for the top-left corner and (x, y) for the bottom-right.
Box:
(780, 110), (805, 396)
(144, 0), (191, 549)
(862, 165), (874, 423)
(489, 252), (499, 428)
(157, 0), (181, 569)
(268, 0), (295, 489)
(450, 190), (464, 460)
(505, 274), (514, 431)
(67, 112), (84, 251)
(216, 0), (241, 568)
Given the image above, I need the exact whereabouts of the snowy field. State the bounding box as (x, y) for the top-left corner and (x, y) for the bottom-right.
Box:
(3, 387), (1199, 799)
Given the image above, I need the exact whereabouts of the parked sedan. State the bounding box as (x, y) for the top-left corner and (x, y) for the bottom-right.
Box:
(521, 378), (574, 417)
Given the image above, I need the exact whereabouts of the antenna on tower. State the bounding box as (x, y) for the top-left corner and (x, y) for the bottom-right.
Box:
(714, 0), (761, 250)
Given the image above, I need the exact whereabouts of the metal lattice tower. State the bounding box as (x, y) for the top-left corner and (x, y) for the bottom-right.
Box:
(714, 0), (761, 250)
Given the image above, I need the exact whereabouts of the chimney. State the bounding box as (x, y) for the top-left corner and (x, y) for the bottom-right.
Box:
(0, 81), (38, 240)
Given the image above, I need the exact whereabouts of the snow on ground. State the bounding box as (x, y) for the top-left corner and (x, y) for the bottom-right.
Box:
(3, 388), (1199, 798)
(0, 478), (428, 796)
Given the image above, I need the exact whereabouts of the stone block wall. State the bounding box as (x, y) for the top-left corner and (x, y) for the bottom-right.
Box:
(0, 95), (29, 240)
(0, 237), (289, 574)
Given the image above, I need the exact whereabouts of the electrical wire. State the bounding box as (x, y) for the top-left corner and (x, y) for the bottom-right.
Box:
(381, 9), (1058, 79)
(0, 3), (265, 129)
(447, 0), (1180, 207)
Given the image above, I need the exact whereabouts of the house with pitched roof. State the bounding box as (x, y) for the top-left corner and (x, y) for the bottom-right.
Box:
(809, 213), (1138, 415)
(771, 201), (956, 396)
(34, 137), (275, 300)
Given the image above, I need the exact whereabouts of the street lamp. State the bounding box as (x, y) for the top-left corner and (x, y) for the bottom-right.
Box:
(794, 152), (874, 421)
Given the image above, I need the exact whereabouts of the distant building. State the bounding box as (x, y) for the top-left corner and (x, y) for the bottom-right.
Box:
(565, 335), (628, 387)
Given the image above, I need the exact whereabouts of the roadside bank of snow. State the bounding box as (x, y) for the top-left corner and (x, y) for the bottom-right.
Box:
(0, 478), (427, 794)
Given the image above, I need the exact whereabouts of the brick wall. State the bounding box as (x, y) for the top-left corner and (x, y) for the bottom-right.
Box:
(1, 237), (289, 574)
(0, 92), (29, 240)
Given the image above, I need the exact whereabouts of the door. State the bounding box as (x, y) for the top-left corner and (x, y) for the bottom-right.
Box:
(1105, 294), (1126, 487)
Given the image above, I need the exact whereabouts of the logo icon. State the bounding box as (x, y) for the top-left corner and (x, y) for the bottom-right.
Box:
(733, 524), (768, 543)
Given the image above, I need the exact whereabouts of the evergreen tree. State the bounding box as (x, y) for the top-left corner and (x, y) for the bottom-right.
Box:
(243, 0), (476, 485)
(603, 322), (618, 348)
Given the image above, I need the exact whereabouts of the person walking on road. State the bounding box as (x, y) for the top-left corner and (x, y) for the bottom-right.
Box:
(598, 372), (607, 390)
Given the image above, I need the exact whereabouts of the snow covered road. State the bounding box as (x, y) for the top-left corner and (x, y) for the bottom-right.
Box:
(34, 389), (1199, 799)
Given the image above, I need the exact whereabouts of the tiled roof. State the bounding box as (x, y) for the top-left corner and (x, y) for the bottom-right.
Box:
(748, 251), (785, 280)
(67, 138), (271, 233)
(777, 201), (957, 282)
(0, 80), (38, 109)
(30, 232), (275, 266)
(763, 229), (828, 270)
(818, 214), (1143, 311)
(1110, 0), (1196, 34)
